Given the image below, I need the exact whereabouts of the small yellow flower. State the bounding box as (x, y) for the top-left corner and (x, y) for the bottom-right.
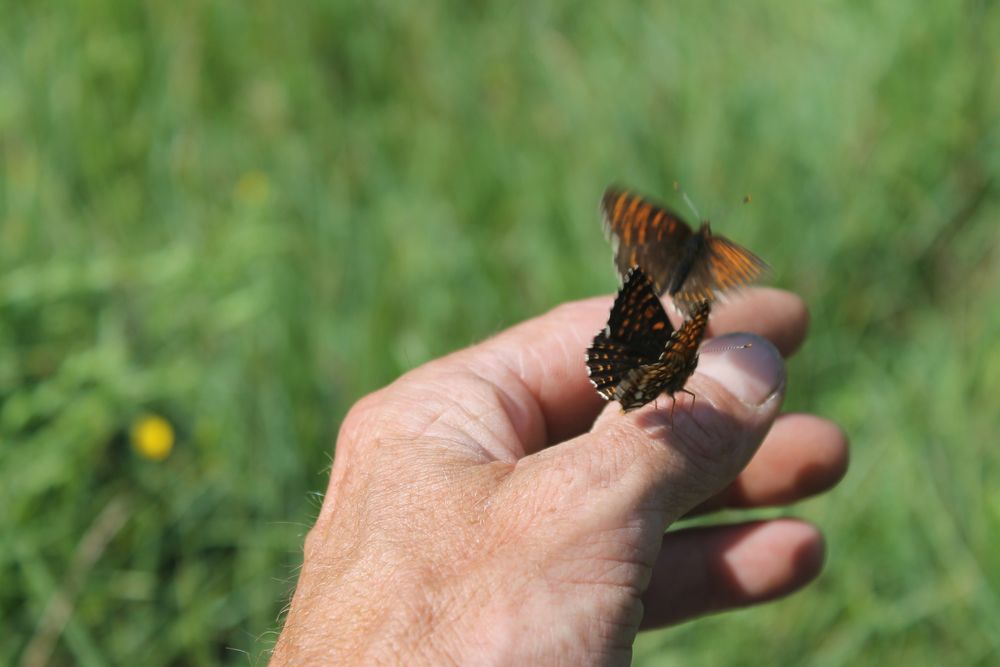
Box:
(131, 414), (175, 461)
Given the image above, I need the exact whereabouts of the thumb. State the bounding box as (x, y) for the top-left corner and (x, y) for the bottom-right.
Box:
(544, 333), (786, 529)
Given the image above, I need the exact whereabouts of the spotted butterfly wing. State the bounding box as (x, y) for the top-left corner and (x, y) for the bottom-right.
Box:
(600, 188), (692, 296)
(601, 187), (767, 315)
(586, 267), (674, 401)
(587, 268), (713, 412)
(606, 299), (711, 411)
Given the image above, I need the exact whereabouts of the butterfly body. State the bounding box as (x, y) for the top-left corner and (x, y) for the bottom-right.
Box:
(667, 221), (710, 295)
(586, 268), (711, 413)
(601, 187), (767, 315)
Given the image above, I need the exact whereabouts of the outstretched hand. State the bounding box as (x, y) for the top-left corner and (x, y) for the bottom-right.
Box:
(272, 288), (848, 665)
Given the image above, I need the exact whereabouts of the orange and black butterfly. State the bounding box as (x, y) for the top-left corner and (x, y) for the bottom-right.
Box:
(586, 267), (711, 413)
(601, 186), (768, 316)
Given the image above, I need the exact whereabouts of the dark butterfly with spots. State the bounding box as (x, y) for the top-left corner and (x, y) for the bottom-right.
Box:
(586, 267), (711, 413)
(601, 187), (768, 316)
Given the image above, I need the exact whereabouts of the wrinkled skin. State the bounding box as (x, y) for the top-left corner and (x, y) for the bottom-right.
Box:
(271, 289), (848, 666)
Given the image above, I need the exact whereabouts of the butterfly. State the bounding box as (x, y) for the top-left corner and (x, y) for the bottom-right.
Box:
(586, 267), (712, 414)
(600, 186), (768, 316)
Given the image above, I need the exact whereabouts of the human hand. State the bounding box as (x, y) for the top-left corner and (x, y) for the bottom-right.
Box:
(271, 289), (848, 665)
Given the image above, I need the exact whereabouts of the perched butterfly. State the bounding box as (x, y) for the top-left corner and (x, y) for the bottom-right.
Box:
(601, 186), (768, 316)
(586, 267), (712, 414)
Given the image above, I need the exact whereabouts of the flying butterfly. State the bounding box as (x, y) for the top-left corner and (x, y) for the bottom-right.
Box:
(586, 267), (711, 414)
(600, 186), (768, 316)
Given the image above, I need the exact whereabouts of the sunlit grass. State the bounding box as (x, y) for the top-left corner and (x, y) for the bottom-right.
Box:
(1, 1), (998, 664)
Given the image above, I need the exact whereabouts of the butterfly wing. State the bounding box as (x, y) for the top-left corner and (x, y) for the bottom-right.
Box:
(608, 363), (677, 411)
(586, 268), (674, 400)
(608, 300), (711, 412)
(587, 338), (652, 400)
(658, 299), (712, 394)
(670, 232), (768, 315)
(600, 187), (693, 296)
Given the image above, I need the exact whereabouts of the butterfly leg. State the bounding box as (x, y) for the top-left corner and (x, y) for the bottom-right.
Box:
(680, 388), (697, 412)
(678, 388), (699, 425)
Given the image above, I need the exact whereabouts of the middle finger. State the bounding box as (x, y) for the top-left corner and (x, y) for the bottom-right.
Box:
(687, 413), (849, 515)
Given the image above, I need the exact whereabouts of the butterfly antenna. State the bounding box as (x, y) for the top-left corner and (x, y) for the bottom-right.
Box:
(719, 192), (754, 228)
(708, 192), (753, 231)
(672, 181), (703, 221)
(711, 342), (754, 353)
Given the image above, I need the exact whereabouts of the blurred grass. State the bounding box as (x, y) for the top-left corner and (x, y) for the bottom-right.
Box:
(1, 0), (998, 664)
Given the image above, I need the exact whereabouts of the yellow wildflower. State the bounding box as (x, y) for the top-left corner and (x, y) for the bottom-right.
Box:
(131, 414), (175, 461)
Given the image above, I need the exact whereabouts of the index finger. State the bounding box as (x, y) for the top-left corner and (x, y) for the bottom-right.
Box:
(461, 287), (810, 449)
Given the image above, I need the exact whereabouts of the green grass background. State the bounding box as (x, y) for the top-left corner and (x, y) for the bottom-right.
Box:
(2, 1), (999, 664)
